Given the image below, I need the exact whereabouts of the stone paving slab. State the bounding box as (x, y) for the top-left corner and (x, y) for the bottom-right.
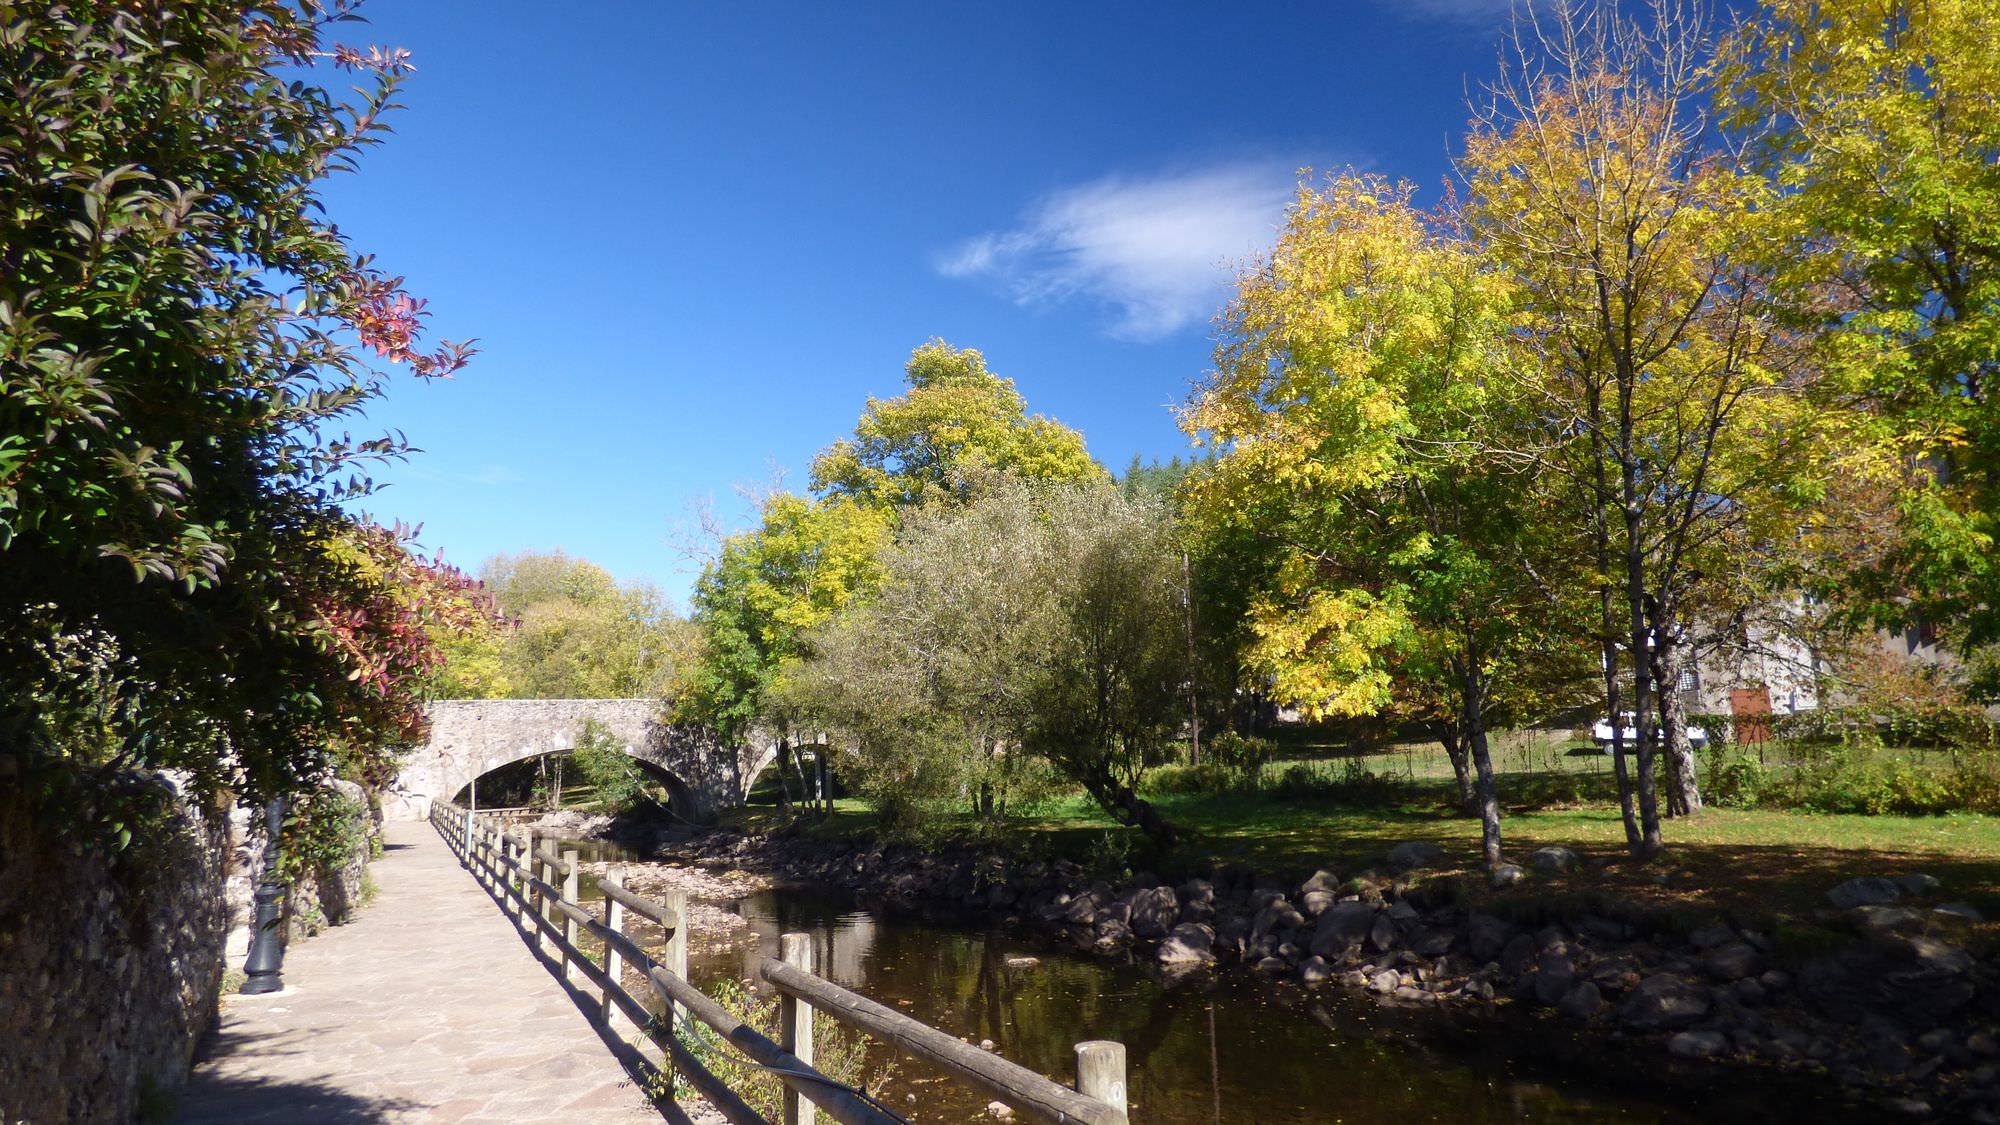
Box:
(177, 820), (676, 1125)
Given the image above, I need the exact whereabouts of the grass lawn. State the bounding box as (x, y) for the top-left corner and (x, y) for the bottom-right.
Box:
(725, 735), (2000, 934)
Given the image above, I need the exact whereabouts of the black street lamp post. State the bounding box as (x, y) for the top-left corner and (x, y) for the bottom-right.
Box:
(240, 796), (289, 995)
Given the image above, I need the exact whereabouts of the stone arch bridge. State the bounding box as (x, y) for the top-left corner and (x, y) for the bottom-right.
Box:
(382, 699), (780, 823)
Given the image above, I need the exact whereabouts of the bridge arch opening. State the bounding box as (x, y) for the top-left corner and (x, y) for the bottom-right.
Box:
(451, 749), (700, 820)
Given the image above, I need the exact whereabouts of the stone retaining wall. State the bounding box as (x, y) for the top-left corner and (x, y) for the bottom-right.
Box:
(0, 774), (229, 1124)
(667, 828), (2000, 1120)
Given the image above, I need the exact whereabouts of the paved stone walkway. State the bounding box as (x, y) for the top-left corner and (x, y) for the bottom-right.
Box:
(177, 820), (672, 1125)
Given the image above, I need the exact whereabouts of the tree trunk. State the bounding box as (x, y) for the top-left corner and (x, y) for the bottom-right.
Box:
(1439, 719), (1474, 813)
(1456, 652), (1504, 860)
(1588, 400), (1642, 852)
(1622, 488), (1664, 858)
(773, 739), (794, 817)
(1651, 626), (1702, 817)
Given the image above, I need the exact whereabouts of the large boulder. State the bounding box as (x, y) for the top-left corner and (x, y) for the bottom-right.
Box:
(1252, 898), (1305, 941)
(1827, 877), (1904, 910)
(1528, 846), (1580, 875)
(1299, 868), (1342, 897)
(1130, 886), (1179, 940)
(1158, 923), (1216, 964)
(1703, 942), (1763, 982)
(1466, 913), (1516, 963)
(1618, 974), (1712, 1030)
(1309, 901), (1379, 960)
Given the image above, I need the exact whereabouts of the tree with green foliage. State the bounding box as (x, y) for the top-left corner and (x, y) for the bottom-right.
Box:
(1721, 0), (2000, 654)
(810, 340), (1102, 508)
(1187, 173), (1589, 866)
(679, 341), (1099, 753)
(1461, 1), (1831, 854)
(470, 551), (689, 700)
(0, 0), (470, 816)
(785, 477), (1187, 842)
(676, 496), (893, 740)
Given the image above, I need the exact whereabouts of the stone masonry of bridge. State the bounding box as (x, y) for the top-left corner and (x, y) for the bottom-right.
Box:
(175, 819), (682, 1125)
(384, 699), (780, 824)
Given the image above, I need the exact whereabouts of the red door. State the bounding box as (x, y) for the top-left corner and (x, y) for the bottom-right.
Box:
(1730, 686), (1774, 745)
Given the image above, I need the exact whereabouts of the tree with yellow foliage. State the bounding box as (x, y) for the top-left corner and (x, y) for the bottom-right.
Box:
(1185, 173), (1583, 867)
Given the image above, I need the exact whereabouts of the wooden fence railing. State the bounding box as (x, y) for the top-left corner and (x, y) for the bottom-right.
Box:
(430, 801), (1129, 1125)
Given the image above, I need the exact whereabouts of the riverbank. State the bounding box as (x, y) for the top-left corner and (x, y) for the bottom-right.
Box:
(567, 802), (2000, 1122)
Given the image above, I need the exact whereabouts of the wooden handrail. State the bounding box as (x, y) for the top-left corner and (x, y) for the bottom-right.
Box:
(599, 873), (681, 928)
(761, 959), (1127, 1125)
(430, 801), (1127, 1125)
(644, 965), (902, 1125)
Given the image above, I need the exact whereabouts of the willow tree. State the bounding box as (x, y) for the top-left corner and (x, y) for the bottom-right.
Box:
(1184, 174), (1576, 869)
(1462, 1), (1825, 852)
(783, 477), (1187, 842)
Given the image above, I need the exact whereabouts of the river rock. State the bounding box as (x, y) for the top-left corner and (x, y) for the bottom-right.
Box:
(1131, 886), (1179, 940)
(1300, 955), (1334, 986)
(1688, 924), (1736, 950)
(1669, 1030), (1730, 1059)
(1467, 913), (1515, 963)
(1828, 877), (1904, 909)
(1255, 955), (1287, 974)
(1853, 905), (1924, 932)
(1370, 969), (1401, 993)
(1896, 873), (1942, 896)
(1533, 950), (1578, 1006)
(1619, 974), (1711, 1030)
(1412, 928), (1456, 958)
(1935, 902), (1985, 921)
(1310, 901), (1378, 960)
(1490, 863), (1526, 888)
(1387, 842), (1443, 872)
(1300, 868), (1341, 897)
(1559, 981), (1604, 1021)
(1529, 846), (1580, 875)
(1003, 956), (1040, 970)
(1704, 942), (1762, 982)
(1300, 890), (1336, 917)
(1063, 893), (1098, 925)
(1159, 922), (1216, 964)
(1253, 898), (1305, 941)
(1213, 914), (1250, 958)
(1368, 914), (1398, 953)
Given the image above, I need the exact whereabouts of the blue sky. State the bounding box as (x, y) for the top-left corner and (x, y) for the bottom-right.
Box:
(331, 0), (1517, 602)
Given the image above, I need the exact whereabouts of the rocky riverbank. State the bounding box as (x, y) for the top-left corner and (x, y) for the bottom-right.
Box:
(618, 822), (2000, 1122)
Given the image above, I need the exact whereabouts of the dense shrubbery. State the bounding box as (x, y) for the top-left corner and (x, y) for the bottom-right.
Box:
(1, 0), (472, 825)
(1705, 745), (2000, 815)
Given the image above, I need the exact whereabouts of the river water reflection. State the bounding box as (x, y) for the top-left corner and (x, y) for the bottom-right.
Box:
(548, 837), (1858, 1124)
(709, 888), (1859, 1125)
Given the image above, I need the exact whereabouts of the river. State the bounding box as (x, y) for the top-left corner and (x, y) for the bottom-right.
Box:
(554, 836), (1860, 1124)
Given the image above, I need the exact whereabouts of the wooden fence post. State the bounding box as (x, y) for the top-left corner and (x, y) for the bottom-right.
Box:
(660, 886), (689, 1074)
(602, 865), (625, 1030)
(780, 933), (817, 1125)
(1075, 1040), (1127, 1117)
(523, 826), (541, 950)
(561, 847), (581, 980)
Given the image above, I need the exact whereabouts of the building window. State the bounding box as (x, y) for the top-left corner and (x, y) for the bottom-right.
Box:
(1678, 667), (1698, 693)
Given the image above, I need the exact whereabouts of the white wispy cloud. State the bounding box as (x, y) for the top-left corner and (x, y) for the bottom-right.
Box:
(937, 162), (1295, 342)
(1389, 0), (1518, 26)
